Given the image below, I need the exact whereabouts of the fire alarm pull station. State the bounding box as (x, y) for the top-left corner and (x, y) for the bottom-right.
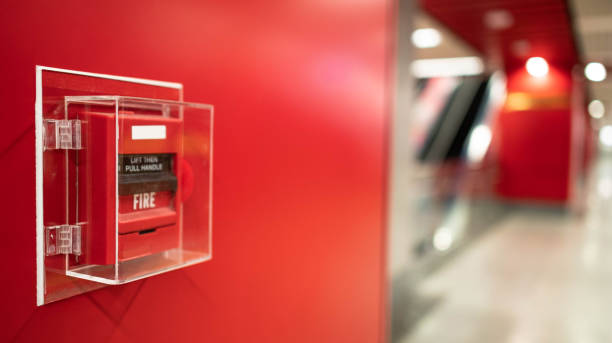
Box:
(36, 67), (213, 305)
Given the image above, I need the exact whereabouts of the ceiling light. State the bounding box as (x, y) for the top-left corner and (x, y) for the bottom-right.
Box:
(411, 28), (441, 48)
(600, 125), (612, 147)
(511, 39), (530, 57)
(411, 57), (484, 78)
(585, 62), (607, 82)
(484, 9), (514, 30)
(525, 57), (548, 78)
(588, 100), (605, 119)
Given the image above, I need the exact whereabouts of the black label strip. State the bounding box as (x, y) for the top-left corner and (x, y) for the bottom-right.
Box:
(119, 153), (173, 175)
(118, 154), (177, 195)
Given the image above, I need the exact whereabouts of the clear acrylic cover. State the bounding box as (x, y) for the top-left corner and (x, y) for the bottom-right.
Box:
(43, 96), (213, 286)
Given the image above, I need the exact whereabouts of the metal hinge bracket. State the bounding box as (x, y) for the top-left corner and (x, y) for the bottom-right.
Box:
(45, 225), (82, 256)
(43, 119), (82, 150)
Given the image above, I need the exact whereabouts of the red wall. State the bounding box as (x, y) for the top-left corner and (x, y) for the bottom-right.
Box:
(0, 1), (393, 342)
(495, 64), (574, 203)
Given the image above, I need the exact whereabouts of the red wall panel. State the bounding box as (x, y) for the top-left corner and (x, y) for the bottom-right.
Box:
(0, 1), (393, 342)
(495, 65), (573, 203)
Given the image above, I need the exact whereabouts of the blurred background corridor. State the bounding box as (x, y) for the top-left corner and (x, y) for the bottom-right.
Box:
(392, 153), (612, 342)
(391, 0), (612, 342)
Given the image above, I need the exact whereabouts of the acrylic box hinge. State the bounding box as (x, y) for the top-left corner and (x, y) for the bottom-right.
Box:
(43, 119), (82, 150)
(45, 225), (82, 256)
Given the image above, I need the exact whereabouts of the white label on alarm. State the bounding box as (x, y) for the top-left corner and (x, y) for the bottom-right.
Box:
(131, 125), (166, 140)
(133, 192), (156, 210)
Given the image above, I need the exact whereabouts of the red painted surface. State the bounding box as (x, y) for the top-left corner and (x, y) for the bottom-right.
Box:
(0, 0), (393, 342)
(115, 114), (182, 262)
(79, 111), (117, 265)
(495, 65), (574, 203)
(420, 0), (578, 69)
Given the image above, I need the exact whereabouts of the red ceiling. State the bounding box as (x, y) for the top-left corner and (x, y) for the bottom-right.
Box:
(421, 0), (580, 69)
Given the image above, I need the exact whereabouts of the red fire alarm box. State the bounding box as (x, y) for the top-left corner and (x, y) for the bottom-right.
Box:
(41, 96), (213, 287)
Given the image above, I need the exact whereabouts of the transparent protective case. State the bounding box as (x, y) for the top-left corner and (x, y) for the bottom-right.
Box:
(41, 95), (213, 293)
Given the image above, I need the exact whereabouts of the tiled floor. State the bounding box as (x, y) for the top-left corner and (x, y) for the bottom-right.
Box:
(395, 155), (612, 343)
